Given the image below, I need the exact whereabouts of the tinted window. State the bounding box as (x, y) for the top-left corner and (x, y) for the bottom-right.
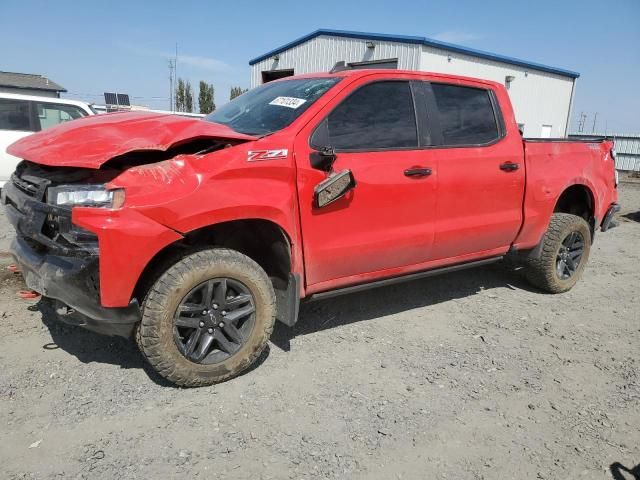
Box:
(206, 77), (339, 136)
(431, 84), (499, 145)
(0, 98), (32, 131)
(327, 81), (417, 150)
(35, 102), (87, 130)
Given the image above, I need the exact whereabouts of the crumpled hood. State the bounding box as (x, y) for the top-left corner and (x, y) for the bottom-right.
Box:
(7, 111), (257, 169)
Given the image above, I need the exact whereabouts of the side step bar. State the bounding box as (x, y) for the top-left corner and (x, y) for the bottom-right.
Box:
(306, 256), (503, 302)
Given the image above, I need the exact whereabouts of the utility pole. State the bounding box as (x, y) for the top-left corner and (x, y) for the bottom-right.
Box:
(591, 112), (598, 134)
(167, 43), (179, 112)
(168, 59), (175, 112)
(173, 43), (179, 112)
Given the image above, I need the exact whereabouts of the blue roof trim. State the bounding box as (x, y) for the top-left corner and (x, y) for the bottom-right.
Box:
(249, 29), (580, 79)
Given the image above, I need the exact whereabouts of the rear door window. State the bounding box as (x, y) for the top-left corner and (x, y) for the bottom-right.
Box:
(430, 83), (499, 146)
(325, 81), (418, 151)
(34, 102), (88, 130)
(0, 98), (33, 131)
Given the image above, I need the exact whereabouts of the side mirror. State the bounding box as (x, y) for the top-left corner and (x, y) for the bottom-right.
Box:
(310, 146), (337, 172)
(314, 169), (356, 208)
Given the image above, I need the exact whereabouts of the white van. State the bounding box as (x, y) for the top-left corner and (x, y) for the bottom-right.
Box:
(0, 93), (95, 187)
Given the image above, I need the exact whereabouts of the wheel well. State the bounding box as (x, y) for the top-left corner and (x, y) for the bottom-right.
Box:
(554, 185), (594, 221)
(133, 219), (292, 303)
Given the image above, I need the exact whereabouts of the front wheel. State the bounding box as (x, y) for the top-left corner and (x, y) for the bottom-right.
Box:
(137, 248), (276, 387)
(524, 213), (591, 293)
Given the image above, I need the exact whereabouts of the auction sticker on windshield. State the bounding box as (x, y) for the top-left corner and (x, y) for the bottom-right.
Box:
(269, 96), (307, 109)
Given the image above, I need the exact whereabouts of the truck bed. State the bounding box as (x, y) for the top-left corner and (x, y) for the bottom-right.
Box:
(513, 138), (617, 250)
(524, 136), (611, 143)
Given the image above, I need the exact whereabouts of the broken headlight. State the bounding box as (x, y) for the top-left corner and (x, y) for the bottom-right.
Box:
(47, 185), (125, 209)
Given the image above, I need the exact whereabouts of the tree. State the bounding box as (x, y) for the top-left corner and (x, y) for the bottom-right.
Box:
(175, 78), (185, 112)
(198, 81), (215, 114)
(230, 86), (248, 100)
(185, 81), (194, 113)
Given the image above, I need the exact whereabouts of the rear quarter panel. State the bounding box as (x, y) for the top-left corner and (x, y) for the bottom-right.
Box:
(514, 140), (617, 249)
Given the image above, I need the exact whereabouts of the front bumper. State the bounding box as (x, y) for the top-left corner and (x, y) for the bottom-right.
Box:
(601, 203), (621, 232)
(11, 235), (141, 337)
(3, 165), (183, 309)
(3, 173), (140, 337)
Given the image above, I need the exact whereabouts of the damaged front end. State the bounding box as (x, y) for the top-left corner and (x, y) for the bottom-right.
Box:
(2, 112), (259, 337)
(5, 161), (121, 255)
(2, 161), (140, 336)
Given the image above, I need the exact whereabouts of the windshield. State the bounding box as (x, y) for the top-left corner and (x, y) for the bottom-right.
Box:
(205, 77), (340, 136)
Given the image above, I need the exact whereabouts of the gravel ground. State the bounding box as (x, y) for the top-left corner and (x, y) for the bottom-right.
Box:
(0, 183), (638, 480)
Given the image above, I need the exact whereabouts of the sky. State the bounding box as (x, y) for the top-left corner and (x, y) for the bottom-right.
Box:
(1, 0), (638, 133)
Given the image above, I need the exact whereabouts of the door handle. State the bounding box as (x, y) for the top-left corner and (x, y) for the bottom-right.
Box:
(404, 167), (432, 178)
(499, 162), (519, 172)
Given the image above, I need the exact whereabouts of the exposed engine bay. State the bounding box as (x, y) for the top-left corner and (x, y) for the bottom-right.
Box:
(3, 137), (240, 256)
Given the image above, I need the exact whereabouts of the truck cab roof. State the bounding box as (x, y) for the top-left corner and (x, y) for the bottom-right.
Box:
(274, 68), (505, 90)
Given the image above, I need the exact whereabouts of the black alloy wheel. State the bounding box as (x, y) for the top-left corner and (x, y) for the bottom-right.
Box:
(173, 278), (256, 364)
(523, 213), (592, 294)
(138, 248), (276, 386)
(555, 231), (585, 280)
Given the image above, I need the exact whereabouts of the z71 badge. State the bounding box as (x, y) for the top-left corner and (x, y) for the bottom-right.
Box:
(247, 149), (289, 161)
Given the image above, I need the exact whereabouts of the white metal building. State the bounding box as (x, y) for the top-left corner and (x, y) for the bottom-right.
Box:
(249, 29), (580, 138)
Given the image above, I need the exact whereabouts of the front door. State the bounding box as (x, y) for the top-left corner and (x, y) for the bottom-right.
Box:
(294, 79), (438, 291)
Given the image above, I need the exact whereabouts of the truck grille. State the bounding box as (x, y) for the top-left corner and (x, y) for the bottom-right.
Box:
(11, 173), (45, 199)
(3, 162), (98, 256)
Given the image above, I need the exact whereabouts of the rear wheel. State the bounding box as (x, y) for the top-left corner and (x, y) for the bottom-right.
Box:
(137, 248), (276, 387)
(524, 213), (591, 293)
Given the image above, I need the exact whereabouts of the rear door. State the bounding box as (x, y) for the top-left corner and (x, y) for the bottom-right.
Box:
(294, 77), (438, 290)
(422, 81), (525, 259)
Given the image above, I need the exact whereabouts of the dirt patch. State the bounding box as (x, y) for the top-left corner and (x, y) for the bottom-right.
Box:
(1, 184), (639, 479)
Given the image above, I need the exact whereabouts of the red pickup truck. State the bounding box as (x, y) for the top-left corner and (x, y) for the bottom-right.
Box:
(3, 70), (619, 386)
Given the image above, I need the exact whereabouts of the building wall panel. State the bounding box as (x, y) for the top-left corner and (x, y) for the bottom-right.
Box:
(420, 46), (574, 138)
(250, 36), (421, 88)
(0, 87), (59, 98)
(250, 34), (576, 139)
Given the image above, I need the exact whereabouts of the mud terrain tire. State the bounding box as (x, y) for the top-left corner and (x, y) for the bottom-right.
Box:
(524, 213), (591, 293)
(138, 248), (275, 387)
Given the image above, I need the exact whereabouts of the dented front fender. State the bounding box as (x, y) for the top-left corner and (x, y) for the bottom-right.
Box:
(107, 157), (202, 209)
(72, 207), (183, 307)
